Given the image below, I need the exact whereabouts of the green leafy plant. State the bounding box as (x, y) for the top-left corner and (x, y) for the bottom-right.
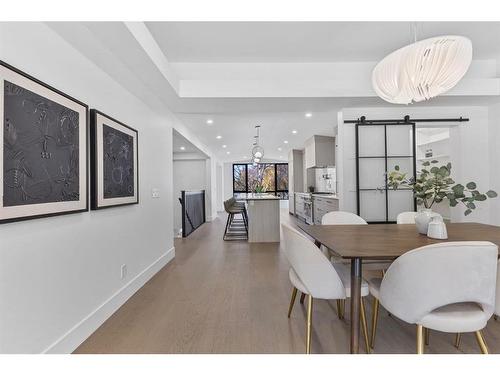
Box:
(387, 160), (497, 216)
(254, 184), (264, 193)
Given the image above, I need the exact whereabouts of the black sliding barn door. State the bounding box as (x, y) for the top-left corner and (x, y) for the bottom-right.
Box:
(355, 122), (416, 223)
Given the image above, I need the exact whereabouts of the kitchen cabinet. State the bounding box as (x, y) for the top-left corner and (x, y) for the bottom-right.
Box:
(294, 193), (307, 219)
(304, 135), (335, 169)
(313, 196), (339, 224)
(288, 150), (304, 214)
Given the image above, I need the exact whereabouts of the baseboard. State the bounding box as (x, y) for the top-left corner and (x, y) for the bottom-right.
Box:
(42, 247), (175, 354)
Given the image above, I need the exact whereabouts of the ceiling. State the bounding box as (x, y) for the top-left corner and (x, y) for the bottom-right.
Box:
(176, 110), (339, 162)
(48, 22), (500, 162)
(173, 129), (207, 157)
(145, 22), (500, 62)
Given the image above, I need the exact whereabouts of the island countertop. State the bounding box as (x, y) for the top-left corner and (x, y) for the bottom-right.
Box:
(234, 193), (281, 200)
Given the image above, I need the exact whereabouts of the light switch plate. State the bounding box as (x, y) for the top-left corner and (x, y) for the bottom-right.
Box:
(151, 188), (160, 198)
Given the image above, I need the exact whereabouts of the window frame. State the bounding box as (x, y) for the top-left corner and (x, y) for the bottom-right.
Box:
(232, 162), (289, 199)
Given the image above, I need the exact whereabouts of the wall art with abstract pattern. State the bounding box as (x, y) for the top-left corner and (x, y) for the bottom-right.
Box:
(0, 60), (88, 223)
(90, 110), (138, 209)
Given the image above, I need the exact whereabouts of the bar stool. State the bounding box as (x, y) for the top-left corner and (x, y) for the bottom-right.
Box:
(223, 199), (248, 240)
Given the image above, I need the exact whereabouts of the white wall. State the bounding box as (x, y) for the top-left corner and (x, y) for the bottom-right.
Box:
(223, 162), (233, 202)
(171, 120), (219, 221)
(338, 105), (493, 224)
(0, 22), (175, 353)
(172, 159), (207, 235)
(216, 163), (223, 211)
(488, 101), (500, 226)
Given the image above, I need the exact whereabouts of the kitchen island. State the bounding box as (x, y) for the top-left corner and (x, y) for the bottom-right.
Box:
(235, 193), (281, 243)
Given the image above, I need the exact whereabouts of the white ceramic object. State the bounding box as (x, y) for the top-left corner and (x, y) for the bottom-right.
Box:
(427, 216), (448, 239)
(415, 209), (441, 235)
(372, 35), (473, 104)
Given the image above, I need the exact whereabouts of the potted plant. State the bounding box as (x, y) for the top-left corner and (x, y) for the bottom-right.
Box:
(387, 160), (497, 234)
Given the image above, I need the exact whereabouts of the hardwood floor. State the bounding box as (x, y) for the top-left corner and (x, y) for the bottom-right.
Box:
(75, 210), (500, 354)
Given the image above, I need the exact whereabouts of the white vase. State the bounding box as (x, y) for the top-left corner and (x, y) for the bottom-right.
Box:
(415, 209), (441, 235)
(427, 216), (448, 239)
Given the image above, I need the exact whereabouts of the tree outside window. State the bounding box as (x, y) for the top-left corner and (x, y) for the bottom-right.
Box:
(233, 163), (288, 199)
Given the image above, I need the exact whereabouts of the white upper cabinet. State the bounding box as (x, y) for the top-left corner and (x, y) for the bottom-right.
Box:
(304, 135), (335, 168)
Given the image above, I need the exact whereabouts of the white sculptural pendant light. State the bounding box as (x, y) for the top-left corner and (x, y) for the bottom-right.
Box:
(372, 35), (473, 104)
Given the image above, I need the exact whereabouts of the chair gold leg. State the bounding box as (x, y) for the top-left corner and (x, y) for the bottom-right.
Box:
(416, 325), (424, 354)
(360, 297), (371, 354)
(475, 330), (489, 354)
(454, 333), (461, 349)
(336, 300), (342, 319)
(300, 292), (306, 304)
(287, 287), (298, 318)
(424, 327), (430, 346)
(370, 298), (380, 349)
(306, 295), (314, 354)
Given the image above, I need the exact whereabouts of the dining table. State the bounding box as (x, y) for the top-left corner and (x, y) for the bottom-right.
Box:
(296, 221), (500, 354)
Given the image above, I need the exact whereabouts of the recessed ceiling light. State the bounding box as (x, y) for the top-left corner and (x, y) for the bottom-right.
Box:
(305, 112), (312, 118)
(206, 119), (213, 125)
(277, 147), (282, 151)
(222, 144), (227, 148)
(216, 135), (222, 139)
(180, 146), (185, 151)
(279, 155), (283, 159)
(292, 130), (298, 134)
(283, 140), (288, 144)
(226, 151), (230, 155)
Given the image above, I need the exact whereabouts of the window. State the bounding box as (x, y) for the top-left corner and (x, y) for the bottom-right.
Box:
(247, 163), (275, 192)
(233, 164), (247, 192)
(276, 164), (288, 191)
(233, 163), (288, 199)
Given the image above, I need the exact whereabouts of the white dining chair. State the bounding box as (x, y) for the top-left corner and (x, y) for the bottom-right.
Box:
(281, 223), (371, 354)
(321, 211), (368, 225)
(396, 211), (417, 224)
(496, 259), (500, 319)
(320, 211), (367, 261)
(368, 241), (498, 354)
(455, 258), (500, 349)
(321, 211), (391, 294)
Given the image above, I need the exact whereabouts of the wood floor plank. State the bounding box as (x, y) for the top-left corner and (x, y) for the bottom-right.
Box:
(74, 210), (500, 354)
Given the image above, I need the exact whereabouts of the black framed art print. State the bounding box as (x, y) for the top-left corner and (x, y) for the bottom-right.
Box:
(0, 60), (88, 224)
(90, 110), (138, 210)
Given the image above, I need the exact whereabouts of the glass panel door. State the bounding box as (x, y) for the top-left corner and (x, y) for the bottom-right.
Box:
(356, 122), (416, 223)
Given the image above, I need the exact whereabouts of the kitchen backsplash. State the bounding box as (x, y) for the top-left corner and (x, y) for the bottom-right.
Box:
(315, 167), (336, 193)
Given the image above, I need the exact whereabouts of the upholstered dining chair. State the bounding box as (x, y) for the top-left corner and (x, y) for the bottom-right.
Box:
(322, 211), (368, 225)
(496, 259), (500, 319)
(281, 223), (371, 354)
(320, 211), (390, 318)
(454, 258), (500, 350)
(368, 241), (498, 354)
(321, 211), (392, 307)
(396, 211), (417, 224)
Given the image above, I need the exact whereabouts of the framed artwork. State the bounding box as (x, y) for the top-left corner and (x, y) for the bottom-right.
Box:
(0, 60), (88, 224)
(90, 110), (138, 210)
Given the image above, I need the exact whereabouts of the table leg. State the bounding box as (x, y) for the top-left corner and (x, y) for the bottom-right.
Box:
(350, 258), (362, 354)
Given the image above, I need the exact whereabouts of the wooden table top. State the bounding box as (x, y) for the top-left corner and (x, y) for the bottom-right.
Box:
(297, 222), (500, 259)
